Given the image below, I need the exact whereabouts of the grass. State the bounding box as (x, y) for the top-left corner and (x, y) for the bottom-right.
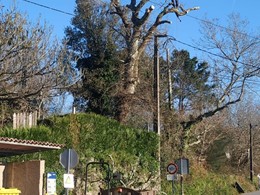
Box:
(161, 162), (257, 195)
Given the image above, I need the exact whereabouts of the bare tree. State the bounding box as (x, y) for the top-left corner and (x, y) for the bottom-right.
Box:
(163, 13), (260, 155)
(225, 98), (260, 173)
(181, 13), (260, 129)
(109, 0), (199, 123)
(0, 6), (77, 119)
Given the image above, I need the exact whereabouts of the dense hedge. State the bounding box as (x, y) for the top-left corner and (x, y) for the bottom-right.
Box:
(0, 113), (159, 194)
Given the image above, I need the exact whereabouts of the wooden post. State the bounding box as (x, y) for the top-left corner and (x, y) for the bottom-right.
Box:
(17, 113), (20, 129)
(13, 113), (17, 129)
(29, 112), (32, 128)
(22, 112), (26, 128)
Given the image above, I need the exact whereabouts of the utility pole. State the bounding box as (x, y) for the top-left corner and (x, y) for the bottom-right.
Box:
(153, 35), (160, 135)
(249, 123), (253, 182)
(166, 48), (173, 110)
(153, 34), (167, 192)
(153, 34), (167, 135)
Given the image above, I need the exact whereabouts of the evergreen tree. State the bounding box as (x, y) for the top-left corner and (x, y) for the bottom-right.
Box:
(65, 1), (122, 116)
(169, 50), (215, 114)
(65, 0), (199, 123)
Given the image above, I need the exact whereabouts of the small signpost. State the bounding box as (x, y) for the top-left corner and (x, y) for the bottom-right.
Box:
(176, 158), (190, 195)
(167, 163), (178, 175)
(59, 149), (79, 195)
(46, 172), (57, 195)
(63, 174), (75, 189)
(166, 159), (190, 195)
(167, 162), (178, 195)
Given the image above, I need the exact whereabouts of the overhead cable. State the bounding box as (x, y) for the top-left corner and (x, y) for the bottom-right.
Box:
(173, 38), (259, 68)
(21, 0), (259, 41)
(22, 0), (75, 16)
(148, 0), (259, 40)
(186, 15), (259, 40)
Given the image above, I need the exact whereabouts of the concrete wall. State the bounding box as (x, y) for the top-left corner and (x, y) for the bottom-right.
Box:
(3, 160), (45, 195)
(0, 165), (5, 188)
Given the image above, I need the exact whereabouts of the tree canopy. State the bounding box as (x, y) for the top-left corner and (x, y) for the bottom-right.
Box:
(0, 6), (77, 124)
(66, 0), (199, 123)
(65, 1), (122, 116)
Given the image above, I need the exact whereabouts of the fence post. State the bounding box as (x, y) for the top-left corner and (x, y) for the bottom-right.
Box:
(34, 111), (38, 126)
(12, 111), (39, 129)
(17, 113), (20, 129)
(13, 113), (17, 129)
(28, 112), (32, 128)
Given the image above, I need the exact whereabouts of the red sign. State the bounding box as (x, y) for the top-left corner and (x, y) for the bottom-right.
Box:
(167, 163), (178, 174)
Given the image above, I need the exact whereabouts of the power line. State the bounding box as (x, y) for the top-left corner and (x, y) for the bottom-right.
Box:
(172, 38), (259, 68)
(18, 0), (260, 68)
(186, 15), (260, 41)
(148, 0), (259, 40)
(20, 0), (259, 41)
(22, 0), (75, 16)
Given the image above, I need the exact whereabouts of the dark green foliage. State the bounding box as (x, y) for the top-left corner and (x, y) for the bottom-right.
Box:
(0, 126), (52, 141)
(161, 49), (215, 113)
(172, 49), (214, 112)
(206, 136), (232, 171)
(0, 113), (159, 193)
(65, 1), (122, 117)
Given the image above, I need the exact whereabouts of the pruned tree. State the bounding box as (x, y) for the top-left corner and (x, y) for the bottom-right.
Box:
(0, 5), (77, 123)
(66, 0), (199, 124)
(109, 0), (199, 123)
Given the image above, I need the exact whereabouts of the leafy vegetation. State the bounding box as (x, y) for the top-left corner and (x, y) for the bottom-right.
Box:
(1, 1), (259, 195)
(0, 113), (159, 194)
(162, 163), (257, 195)
(1, 113), (258, 194)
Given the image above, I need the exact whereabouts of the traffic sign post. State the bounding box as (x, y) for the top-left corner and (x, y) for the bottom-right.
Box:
(60, 149), (79, 195)
(60, 149), (79, 170)
(167, 163), (178, 195)
(176, 158), (189, 195)
(167, 163), (178, 174)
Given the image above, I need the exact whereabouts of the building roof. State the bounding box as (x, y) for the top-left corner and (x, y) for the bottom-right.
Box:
(0, 137), (64, 157)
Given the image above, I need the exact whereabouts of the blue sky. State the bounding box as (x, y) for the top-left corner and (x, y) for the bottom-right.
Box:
(1, 0), (260, 110)
(2, 0), (259, 57)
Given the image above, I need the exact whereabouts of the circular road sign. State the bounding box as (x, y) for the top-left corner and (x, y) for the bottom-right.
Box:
(167, 163), (178, 174)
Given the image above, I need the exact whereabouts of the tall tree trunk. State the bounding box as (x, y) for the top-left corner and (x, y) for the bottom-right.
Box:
(117, 47), (140, 123)
(110, 1), (199, 123)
